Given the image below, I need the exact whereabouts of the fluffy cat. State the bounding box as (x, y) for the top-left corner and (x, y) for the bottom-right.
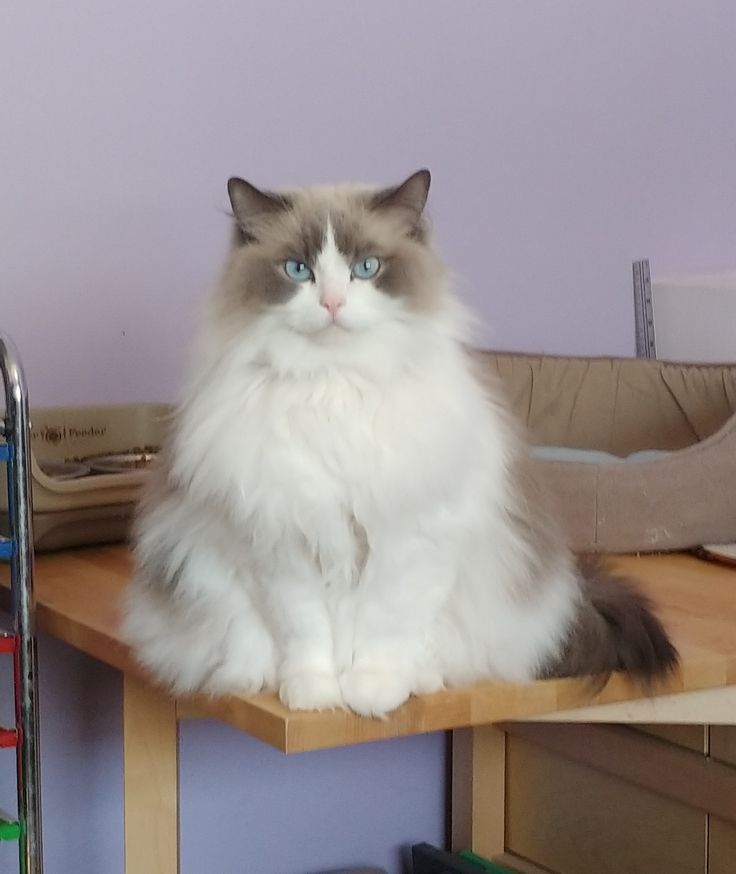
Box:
(122, 170), (678, 716)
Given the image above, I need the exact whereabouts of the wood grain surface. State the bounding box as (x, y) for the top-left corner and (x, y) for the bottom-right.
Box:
(2, 546), (735, 753)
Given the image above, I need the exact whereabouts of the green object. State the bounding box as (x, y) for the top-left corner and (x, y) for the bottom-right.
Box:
(459, 849), (516, 874)
(0, 815), (21, 842)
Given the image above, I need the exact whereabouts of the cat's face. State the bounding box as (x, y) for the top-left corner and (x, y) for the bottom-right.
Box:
(218, 171), (445, 345)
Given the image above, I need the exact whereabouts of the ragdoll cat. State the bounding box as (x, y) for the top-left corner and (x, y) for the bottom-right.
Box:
(122, 169), (678, 716)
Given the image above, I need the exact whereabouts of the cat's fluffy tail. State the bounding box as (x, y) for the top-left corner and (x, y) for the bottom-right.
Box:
(543, 557), (679, 685)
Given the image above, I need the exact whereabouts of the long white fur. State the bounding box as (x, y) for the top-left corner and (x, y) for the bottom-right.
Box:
(123, 211), (580, 716)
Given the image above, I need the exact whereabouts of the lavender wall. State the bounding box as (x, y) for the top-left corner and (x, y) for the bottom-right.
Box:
(2, 2), (736, 872)
(4, 1), (736, 407)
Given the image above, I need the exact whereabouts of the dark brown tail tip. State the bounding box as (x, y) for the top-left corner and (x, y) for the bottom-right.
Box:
(542, 558), (680, 689)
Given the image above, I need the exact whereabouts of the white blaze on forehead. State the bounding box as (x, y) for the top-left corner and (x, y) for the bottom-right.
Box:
(315, 219), (351, 291)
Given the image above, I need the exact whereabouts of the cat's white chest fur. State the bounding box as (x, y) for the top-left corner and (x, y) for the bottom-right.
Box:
(173, 347), (507, 565)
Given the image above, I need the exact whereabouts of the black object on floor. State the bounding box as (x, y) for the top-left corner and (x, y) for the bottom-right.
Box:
(312, 868), (388, 874)
(411, 844), (484, 874)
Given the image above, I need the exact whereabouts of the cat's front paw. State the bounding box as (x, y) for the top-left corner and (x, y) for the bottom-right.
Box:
(339, 666), (412, 718)
(279, 672), (344, 711)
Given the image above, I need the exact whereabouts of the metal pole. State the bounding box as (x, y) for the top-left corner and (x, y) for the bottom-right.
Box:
(1, 333), (43, 874)
(632, 259), (657, 359)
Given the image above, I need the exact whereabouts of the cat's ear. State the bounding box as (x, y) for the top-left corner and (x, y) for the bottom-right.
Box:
(370, 169), (431, 229)
(227, 178), (289, 240)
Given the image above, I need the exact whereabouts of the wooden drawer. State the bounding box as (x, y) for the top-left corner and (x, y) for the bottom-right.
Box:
(634, 723), (706, 753)
(506, 735), (706, 874)
(710, 817), (736, 874)
(711, 727), (736, 767)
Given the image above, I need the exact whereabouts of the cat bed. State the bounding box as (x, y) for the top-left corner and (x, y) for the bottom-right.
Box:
(475, 351), (736, 554)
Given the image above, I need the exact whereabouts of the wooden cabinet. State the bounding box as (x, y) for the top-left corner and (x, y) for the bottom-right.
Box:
(635, 723), (706, 753)
(711, 726), (736, 767)
(502, 725), (736, 874)
(709, 817), (736, 874)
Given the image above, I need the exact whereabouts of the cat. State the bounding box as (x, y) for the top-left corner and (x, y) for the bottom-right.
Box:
(122, 169), (678, 717)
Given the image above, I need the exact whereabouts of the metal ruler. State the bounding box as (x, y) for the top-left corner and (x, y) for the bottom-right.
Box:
(632, 259), (657, 358)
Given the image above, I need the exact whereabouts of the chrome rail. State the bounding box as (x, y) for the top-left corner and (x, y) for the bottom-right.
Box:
(1, 333), (43, 874)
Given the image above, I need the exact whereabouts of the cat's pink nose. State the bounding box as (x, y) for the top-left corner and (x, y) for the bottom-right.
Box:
(320, 294), (345, 318)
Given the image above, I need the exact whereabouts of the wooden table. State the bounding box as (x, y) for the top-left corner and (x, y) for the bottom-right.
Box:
(3, 547), (736, 874)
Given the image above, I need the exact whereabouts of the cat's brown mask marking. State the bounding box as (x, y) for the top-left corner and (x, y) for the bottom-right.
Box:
(219, 170), (442, 316)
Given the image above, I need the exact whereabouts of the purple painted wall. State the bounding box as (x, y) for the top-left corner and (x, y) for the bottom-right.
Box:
(2, 2), (736, 872)
(4, 1), (736, 407)
(0, 636), (446, 874)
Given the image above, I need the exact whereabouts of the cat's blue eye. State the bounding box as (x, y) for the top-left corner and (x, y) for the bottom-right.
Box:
(284, 260), (314, 282)
(351, 256), (381, 280)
